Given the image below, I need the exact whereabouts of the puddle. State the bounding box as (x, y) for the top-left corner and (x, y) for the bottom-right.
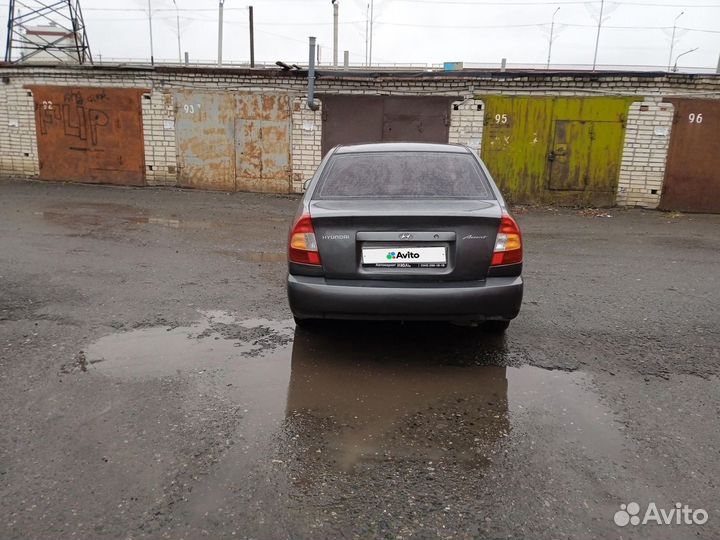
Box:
(38, 210), (216, 231)
(82, 315), (632, 532)
(38, 203), (289, 232)
(85, 311), (293, 378)
(281, 328), (624, 470)
(84, 316), (625, 473)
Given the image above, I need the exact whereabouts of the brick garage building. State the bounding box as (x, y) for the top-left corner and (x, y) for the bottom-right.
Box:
(0, 64), (718, 209)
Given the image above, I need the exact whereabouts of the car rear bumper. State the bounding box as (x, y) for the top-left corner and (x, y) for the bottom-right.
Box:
(288, 274), (523, 321)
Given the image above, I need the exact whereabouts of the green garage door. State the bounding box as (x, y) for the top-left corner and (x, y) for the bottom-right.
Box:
(480, 96), (635, 206)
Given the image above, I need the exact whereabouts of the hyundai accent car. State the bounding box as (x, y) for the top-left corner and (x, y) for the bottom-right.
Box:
(287, 143), (523, 331)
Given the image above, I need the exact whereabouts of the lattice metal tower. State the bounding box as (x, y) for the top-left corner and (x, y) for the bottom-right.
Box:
(4, 0), (92, 64)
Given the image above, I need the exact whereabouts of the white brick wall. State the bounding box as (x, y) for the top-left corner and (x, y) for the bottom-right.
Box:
(616, 99), (675, 209)
(1, 66), (718, 202)
(290, 97), (322, 193)
(0, 82), (39, 178)
(142, 90), (178, 186)
(449, 98), (484, 153)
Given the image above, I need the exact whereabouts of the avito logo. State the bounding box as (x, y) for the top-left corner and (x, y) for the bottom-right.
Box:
(386, 251), (420, 260)
(614, 502), (709, 527)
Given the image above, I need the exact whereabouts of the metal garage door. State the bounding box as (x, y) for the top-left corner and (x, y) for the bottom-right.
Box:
(659, 99), (720, 213)
(174, 91), (236, 191)
(28, 86), (146, 185)
(320, 95), (454, 156)
(235, 93), (292, 193)
(174, 91), (292, 192)
(481, 96), (634, 205)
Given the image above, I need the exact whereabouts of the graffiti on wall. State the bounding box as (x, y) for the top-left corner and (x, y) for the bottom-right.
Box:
(37, 90), (111, 147)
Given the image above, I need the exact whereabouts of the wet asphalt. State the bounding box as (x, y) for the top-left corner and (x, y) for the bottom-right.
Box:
(0, 178), (719, 540)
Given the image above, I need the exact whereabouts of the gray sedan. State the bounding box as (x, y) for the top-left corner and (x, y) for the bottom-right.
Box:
(287, 143), (523, 331)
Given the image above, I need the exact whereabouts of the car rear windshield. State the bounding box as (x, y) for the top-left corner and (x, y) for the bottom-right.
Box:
(314, 151), (494, 199)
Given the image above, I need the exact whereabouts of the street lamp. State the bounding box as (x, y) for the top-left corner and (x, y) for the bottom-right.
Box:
(546, 7), (560, 69)
(667, 11), (683, 72)
(672, 47), (699, 72)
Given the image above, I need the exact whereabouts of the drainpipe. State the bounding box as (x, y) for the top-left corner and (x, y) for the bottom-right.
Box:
(307, 36), (320, 111)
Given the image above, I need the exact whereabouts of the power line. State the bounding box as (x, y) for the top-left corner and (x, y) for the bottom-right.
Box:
(613, 1), (720, 5)
(391, 0), (720, 5)
(81, 6), (249, 12)
(376, 21), (546, 28)
(375, 19), (720, 32)
(391, 0), (597, 4)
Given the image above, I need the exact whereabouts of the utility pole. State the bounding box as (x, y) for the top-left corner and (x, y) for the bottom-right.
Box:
(217, 0), (224, 66)
(364, 2), (369, 65)
(172, 0), (181, 63)
(667, 11), (684, 71)
(249, 5), (255, 67)
(546, 6), (560, 69)
(147, 0), (154, 65)
(591, 0), (604, 70)
(369, 0), (374, 66)
(332, 0), (338, 66)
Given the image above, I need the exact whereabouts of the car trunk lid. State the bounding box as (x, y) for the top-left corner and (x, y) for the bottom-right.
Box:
(309, 199), (502, 281)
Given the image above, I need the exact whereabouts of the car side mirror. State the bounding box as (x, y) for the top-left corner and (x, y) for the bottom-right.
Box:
(302, 179), (311, 192)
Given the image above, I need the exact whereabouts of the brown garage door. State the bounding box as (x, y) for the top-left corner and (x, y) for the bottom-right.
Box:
(28, 86), (147, 186)
(660, 99), (720, 213)
(320, 95), (455, 156)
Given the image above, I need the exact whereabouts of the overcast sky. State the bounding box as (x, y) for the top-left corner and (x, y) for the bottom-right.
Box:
(3, 0), (720, 70)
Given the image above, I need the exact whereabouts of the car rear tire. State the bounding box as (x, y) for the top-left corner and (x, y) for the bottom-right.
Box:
(484, 320), (511, 333)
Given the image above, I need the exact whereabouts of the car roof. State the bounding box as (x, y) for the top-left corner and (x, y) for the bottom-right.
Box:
(334, 142), (470, 154)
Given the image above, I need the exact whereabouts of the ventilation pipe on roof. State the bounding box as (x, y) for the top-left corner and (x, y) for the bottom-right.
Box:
(307, 36), (320, 111)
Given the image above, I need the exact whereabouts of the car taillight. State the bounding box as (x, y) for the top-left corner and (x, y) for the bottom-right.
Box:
(288, 213), (321, 265)
(491, 214), (523, 266)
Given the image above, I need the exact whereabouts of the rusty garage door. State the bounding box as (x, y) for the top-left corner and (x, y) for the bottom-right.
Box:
(480, 96), (635, 205)
(659, 99), (720, 213)
(174, 91), (236, 191)
(235, 93), (291, 193)
(174, 91), (291, 192)
(28, 86), (146, 185)
(320, 95), (455, 156)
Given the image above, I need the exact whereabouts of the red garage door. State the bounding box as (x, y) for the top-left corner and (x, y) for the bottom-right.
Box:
(660, 99), (720, 213)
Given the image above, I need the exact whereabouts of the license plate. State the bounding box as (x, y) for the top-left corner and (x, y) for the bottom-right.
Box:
(362, 246), (447, 268)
